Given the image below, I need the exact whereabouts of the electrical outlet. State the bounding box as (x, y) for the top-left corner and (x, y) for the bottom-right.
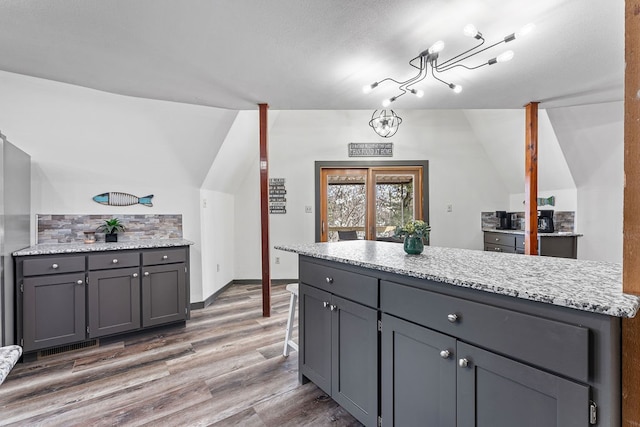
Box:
(275, 257), (280, 264)
(305, 206), (313, 213)
(447, 204), (453, 213)
(216, 264), (220, 272)
(203, 198), (207, 208)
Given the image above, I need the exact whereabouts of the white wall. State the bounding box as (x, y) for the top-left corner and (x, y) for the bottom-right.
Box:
(229, 109), (510, 280)
(547, 101), (624, 262)
(0, 71), (238, 302)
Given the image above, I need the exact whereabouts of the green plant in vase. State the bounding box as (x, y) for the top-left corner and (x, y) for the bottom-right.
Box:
(395, 219), (431, 254)
(97, 218), (126, 243)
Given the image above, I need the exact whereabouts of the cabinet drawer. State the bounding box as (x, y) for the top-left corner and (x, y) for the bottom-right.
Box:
(300, 260), (378, 308)
(89, 252), (140, 270)
(142, 248), (187, 266)
(23, 255), (85, 276)
(380, 281), (589, 383)
(484, 232), (515, 247)
(515, 235), (525, 250)
(484, 243), (515, 254)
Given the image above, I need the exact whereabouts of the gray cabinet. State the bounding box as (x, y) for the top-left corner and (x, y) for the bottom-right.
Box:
(142, 263), (187, 327)
(381, 313), (590, 427)
(22, 272), (86, 352)
(15, 245), (190, 356)
(299, 261), (378, 427)
(88, 251), (141, 338)
(485, 231), (578, 258)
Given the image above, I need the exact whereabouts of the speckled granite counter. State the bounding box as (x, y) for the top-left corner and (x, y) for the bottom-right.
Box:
(13, 238), (194, 256)
(276, 240), (639, 318)
(482, 228), (583, 237)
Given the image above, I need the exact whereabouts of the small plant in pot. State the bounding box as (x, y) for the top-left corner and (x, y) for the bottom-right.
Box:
(97, 218), (126, 242)
(395, 219), (431, 255)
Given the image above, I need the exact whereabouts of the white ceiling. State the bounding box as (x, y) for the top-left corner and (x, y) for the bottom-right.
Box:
(0, 0), (623, 111)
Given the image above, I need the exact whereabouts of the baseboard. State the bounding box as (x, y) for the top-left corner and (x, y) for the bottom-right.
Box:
(190, 279), (299, 310)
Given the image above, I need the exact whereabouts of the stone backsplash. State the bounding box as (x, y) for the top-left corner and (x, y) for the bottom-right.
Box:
(481, 211), (575, 232)
(37, 214), (183, 244)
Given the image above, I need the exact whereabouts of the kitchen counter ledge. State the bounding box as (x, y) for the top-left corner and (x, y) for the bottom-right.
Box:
(276, 240), (639, 318)
(13, 238), (194, 256)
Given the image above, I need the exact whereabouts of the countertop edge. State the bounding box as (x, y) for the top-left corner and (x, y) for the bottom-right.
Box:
(275, 243), (639, 319)
(13, 239), (195, 256)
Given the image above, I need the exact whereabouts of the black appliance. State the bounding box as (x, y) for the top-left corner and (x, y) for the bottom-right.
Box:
(495, 211), (511, 230)
(538, 210), (555, 233)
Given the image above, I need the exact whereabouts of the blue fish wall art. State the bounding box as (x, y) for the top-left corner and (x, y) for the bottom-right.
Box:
(93, 192), (154, 207)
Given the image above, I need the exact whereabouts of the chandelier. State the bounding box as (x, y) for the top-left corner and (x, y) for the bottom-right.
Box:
(362, 23), (535, 107)
(369, 110), (402, 138)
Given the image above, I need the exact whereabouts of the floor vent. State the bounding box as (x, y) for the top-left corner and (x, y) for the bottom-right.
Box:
(39, 340), (98, 358)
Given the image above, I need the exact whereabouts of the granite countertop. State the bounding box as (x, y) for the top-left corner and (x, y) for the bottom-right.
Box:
(276, 241), (639, 318)
(483, 228), (583, 237)
(13, 238), (194, 256)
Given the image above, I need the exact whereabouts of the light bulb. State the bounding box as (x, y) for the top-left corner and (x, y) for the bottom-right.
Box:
(410, 88), (424, 98)
(363, 82), (378, 94)
(428, 40), (445, 54)
(516, 23), (535, 38)
(497, 50), (514, 63)
(449, 83), (462, 94)
(463, 24), (478, 38)
(382, 98), (392, 107)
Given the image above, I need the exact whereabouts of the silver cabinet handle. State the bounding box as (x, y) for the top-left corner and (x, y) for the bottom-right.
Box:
(440, 350), (451, 359)
(459, 358), (469, 368)
(77, 280), (83, 285)
(494, 247), (501, 252)
(162, 255), (168, 260)
(52, 263), (59, 269)
(132, 273), (138, 278)
(330, 304), (337, 311)
(495, 238), (499, 241)
(112, 259), (118, 264)
(326, 277), (333, 284)
(144, 272), (149, 276)
(323, 301), (330, 308)
(447, 314), (459, 323)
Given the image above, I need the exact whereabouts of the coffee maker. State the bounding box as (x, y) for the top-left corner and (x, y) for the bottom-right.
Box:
(495, 211), (511, 230)
(538, 210), (555, 233)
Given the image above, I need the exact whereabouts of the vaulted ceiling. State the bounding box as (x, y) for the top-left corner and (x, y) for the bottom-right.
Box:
(0, 0), (623, 110)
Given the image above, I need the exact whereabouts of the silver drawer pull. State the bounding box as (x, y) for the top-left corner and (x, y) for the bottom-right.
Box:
(112, 259), (118, 264)
(144, 272), (149, 276)
(495, 238), (499, 241)
(330, 304), (337, 311)
(440, 350), (451, 359)
(52, 263), (59, 269)
(447, 313), (459, 323)
(132, 273), (139, 278)
(76, 280), (83, 285)
(323, 301), (330, 308)
(162, 255), (168, 260)
(494, 247), (501, 252)
(459, 358), (469, 368)
(326, 277), (333, 284)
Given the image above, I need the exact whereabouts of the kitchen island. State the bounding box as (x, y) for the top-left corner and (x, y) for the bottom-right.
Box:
(13, 238), (193, 358)
(276, 240), (638, 427)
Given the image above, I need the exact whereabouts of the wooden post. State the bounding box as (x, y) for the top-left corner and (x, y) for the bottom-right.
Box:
(623, 2), (640, 424)
(524, 102), (539, 255)
(259, 103), (271, 317)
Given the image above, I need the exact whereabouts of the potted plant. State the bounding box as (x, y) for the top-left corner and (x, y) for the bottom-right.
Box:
(396, 219), (431, 254)
(97, 218), (126, 242)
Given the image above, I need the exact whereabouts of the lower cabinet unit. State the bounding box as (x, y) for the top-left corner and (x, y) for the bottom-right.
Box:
(382, 313), (590, 427)
(15, 245), (190, 357)
(299, 263), (378, 427)
(296, 256), (621, 427)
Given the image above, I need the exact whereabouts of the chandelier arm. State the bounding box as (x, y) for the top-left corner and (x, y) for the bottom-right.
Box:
(430, 65), (452, 88)
(437, 38), (486, 68)
(436, 39), (506, 71)
(438, 62), (488, 72)
(401, 59), (429, 92)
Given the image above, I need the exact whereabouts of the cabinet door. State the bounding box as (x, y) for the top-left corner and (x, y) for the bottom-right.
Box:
(88, 267), (140, 338)
(141, 263), (186, 327)
(23, 273), (86, 352)
(381, 314), (456, 427)
(331, 295), (378, 427)
(456, 342), (590, 427)
(299, 283), (332, 395)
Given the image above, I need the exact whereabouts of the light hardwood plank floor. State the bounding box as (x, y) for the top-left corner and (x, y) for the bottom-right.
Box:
(0, 283), (362, 426)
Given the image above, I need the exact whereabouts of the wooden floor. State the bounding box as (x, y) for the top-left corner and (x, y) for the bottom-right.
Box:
(0, 283), (362, 426)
